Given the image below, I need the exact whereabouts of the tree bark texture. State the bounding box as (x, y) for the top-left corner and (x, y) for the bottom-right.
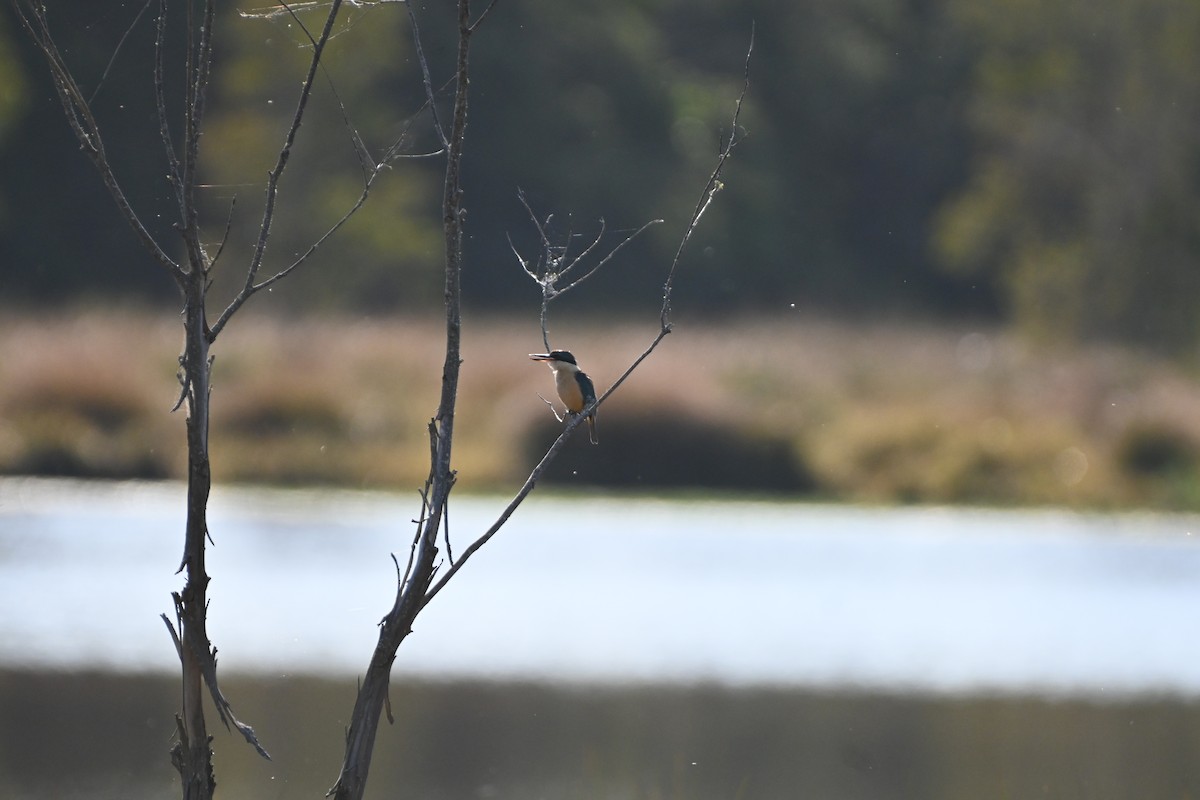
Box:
(171, 281), (216, 798)
(328, 2), (474, 798)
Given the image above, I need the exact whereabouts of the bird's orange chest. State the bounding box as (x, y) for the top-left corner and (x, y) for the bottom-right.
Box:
(553, 368), (585, 412)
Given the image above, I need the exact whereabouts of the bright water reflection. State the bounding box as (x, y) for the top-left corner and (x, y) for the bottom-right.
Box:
(2, 477), (1199, 696)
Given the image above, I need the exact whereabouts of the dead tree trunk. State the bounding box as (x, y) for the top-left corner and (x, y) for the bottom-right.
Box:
(329, 6), (751, 799)
(170, 283), (215, 796)
(327, 0), (478, 797)
(15, 1), (378, 796)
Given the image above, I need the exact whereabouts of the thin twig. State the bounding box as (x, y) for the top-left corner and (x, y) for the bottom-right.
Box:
(443, 494), (454, 565)
(660, 24), (753, 329)
(14, 1), (183, 280)
(210, 0), (441, 341)
(559, 218), (661, 297)
(207, 196), (238, 274)
(89, 0), (155, 104)
(512, 193), (662, 300)
(466, 0), (500, 33)
(208, 0), (345, 340)
(281, 0), (378, 178)
(536, 393), (563, 421)
(507, 232), (538, 281)
(512, 192), (660, 349)
(174, 594), (272, 760)
(402, 0), (450, 149)
(390, 550), (414, 605)
(241, 0), (404, 21)
(515, 189), (554, 268)
(557, 218), (604, 281)
(179, 0), (218, 281)
(161, 612), (184, 660)
(154, 0), (183, 209)
(426, 318), (672, 611)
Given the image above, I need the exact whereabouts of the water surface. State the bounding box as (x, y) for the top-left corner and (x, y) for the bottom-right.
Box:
(2, 478), (1198, 696)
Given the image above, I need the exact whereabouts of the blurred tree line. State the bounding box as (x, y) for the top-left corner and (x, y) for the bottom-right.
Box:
(1, 0), (1197, 352)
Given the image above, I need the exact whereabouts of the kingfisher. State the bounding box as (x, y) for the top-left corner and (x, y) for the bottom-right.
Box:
(529, 350), (599, 444)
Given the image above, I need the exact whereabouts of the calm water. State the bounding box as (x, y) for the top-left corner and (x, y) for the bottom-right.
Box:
(2, 477), (1199, 696)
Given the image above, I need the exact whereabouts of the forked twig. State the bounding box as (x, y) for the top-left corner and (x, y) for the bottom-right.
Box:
(210, 0), (442, 340)
(208, 0), (347, 340)
(511, 189), (663, 349)
(161, 603), (271, 760)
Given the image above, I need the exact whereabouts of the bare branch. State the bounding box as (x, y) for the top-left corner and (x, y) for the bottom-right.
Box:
(154, 0), (183, 209)
(401, 0), (450, 149)
(89, 0), (155, 105)
(466, 0), (500, 33)
(241, 0), (404, 20)
(209, 0), (443, 342)
(443, 494), (455, 565)
(161, 612), (184, 660)
(512, 193), (662, 299)
(511, 190), (662, 348)
(237, 181), (367, 297)
(13, 0), (183, 280)
(516, 188), (553, 263)
(507, 232), (538, 281)
(420, 423), (577, 609)
(199, 648), (271, 760)
(660, 24), (753, 329)
(281, 0), (378, 179)
(225, 115), (434, 305)
(557, 217), (602, 281)
(330, 2), (476, 796)
(167, 592), (271, 760)
(209, 0), (346, 339)
(207, 196), (238, 274)
(423, 321), (673, 609)
(559, 218), (662, 296)
(179, 0), (218, 279)
(170, 355), (189, 413)
(536, 393), (563, 420)
(593, 325), (671, 410)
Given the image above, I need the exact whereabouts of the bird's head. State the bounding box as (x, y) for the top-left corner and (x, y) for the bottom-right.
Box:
(529, 350), (578, 366)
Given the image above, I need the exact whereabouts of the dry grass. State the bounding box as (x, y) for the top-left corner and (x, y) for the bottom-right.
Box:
(2, 307), (1199, 508)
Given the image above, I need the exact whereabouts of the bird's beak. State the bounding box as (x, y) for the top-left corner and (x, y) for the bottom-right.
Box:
(529, 353), (553, 361)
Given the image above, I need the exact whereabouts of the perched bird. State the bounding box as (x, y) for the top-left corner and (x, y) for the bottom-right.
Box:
(529, 350), (599, 444)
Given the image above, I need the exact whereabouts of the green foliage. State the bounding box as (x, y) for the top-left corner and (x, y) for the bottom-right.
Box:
(0, 12), (28, 145)
(935, 0), (1200, 352)
(197, 3), (444, 311)
(8, 0), (1200, 353)
(5, 0), (982, 316)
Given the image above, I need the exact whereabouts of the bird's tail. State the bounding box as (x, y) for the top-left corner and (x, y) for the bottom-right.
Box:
(586, 413), (598, 445)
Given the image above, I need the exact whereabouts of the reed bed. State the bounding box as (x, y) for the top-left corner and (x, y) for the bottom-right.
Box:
(2, 308), (1198, 509)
